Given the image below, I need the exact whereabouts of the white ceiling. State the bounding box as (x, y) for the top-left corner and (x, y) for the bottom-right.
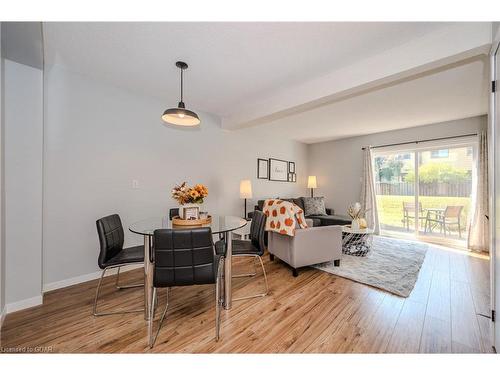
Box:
(42, 22), (489, 143)
(43, 22), (452, 117)
(254, 57), (489, 143)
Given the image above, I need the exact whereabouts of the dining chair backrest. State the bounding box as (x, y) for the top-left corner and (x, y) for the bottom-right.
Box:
(444, 205), (463, 218)
(169, 208), (179, 220)
(249, 210), (266, 255)
(153, 228), (217, 287)
(96, 214), (125, 269)
(403, 201), (422, 213)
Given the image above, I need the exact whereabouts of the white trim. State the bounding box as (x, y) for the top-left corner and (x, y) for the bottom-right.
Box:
(42, 264), (142, 293)
(1, 264), (143, 317)
(6, 295), (43, 314)
(489, 39), (499, 353)
(1, 306), (6, 328)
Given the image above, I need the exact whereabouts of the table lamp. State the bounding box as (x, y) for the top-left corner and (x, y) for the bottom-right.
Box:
(307, 176), (317, 197)
(240, 179), (253, 220)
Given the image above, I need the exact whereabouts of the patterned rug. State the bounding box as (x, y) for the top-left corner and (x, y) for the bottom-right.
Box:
(313, 236), (428, 297)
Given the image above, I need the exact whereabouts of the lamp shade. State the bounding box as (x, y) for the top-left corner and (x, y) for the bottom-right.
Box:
(162, 106), (200, 126)
(307, 176), (317, 189)
(239, 179), (253, 199)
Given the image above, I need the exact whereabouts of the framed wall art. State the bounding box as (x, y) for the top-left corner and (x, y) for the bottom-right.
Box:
(257, 158), (269, 179)
(269, 158), (289, 182)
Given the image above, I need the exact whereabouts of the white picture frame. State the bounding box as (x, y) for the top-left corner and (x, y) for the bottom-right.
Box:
(183, 206), (200, 220)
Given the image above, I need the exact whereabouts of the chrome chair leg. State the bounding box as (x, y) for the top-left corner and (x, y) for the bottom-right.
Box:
(115, 266), (144, 290)
(215, 257), (224, 341)
(257, 255), (269, 295)
(150, 287), (170, 348)
(148, 287), (157, 348)
(232, 255), (269, 302)
(93, 264), (144, 316)
(215, 276), (220, 341)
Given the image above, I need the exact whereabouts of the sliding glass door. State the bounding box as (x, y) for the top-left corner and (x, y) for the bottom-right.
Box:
(417, 146), (473, 244)
(374, 151), (416, 236)
(374, 141), (475, 247)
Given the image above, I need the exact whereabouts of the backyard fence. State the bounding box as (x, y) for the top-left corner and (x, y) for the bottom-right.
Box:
(375, 180), (472, 197)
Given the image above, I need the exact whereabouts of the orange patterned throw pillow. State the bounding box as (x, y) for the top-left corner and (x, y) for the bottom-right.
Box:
(263, 199), (308, 236)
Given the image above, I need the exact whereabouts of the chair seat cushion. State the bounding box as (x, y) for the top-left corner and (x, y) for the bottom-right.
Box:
(104, 245), (144, 267)
(214, 239), (262, 256)
(232, 239), (262, 256)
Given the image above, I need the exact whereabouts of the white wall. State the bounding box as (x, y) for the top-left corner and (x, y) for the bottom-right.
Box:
(4, 59), (43, 309)
(308, 116), (487, 216)
(42, 65), (308, 288)
(493, 22), (500, 43)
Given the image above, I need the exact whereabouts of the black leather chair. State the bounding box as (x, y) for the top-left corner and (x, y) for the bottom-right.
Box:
(216, 210), (268, 301)
(93, 214), (144, 316)
(148, 228), (224, 348)
(169, 208), (179, 220)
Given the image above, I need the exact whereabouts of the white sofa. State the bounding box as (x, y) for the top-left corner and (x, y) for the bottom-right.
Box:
(268, 224), (342, 277)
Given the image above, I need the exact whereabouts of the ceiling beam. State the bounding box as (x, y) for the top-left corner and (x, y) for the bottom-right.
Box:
(221, 22), (493, 130)
(1, 22), (43, 69)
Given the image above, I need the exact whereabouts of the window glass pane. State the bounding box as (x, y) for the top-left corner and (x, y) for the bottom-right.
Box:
(374, 152), (415, 234)
(430, 149), (449, 158)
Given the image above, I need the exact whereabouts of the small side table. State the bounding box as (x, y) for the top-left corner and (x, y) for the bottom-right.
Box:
(342, 225), (374, 257)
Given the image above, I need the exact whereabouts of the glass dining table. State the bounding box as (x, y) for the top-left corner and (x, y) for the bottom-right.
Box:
(129, 215), (248, 320)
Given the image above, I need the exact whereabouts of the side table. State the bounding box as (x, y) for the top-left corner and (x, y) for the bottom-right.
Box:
(341, 225), (374, 257)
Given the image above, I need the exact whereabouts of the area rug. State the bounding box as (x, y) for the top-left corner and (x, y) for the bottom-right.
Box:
(313, 236), (428, 297)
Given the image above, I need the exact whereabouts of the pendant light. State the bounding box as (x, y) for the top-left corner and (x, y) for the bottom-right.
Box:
(162, 61), (200, 126)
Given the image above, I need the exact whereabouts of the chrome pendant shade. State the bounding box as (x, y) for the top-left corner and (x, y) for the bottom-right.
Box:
(162, 61), (200, 126)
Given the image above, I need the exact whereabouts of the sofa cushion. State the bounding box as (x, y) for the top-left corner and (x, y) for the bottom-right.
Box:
(307, 218), (322, 227)
(307, 214), (351, 226)
(292, 198), (305, 211)
(303, 197), (327, 216)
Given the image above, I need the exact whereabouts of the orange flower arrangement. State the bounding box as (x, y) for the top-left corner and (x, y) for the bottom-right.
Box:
(171, 182), (208, 205)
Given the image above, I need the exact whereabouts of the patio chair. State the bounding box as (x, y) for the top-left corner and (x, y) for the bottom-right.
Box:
(401, 201), (426, 231)
(424, 205), (464, 238)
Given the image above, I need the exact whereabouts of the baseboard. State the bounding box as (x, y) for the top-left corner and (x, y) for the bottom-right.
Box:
(42, 264), (142, 293)
(3, 265), (142, 316)
(6, 295), (43, 314)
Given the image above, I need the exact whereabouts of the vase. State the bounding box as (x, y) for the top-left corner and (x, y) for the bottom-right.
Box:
(359, 218), (368, 229)
(351, 218), (361, 230)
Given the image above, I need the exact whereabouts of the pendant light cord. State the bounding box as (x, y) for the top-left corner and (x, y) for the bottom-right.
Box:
(180, 68), (184, 102)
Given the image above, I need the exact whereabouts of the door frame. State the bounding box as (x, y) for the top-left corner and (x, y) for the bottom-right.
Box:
(489, 38), (499, 353)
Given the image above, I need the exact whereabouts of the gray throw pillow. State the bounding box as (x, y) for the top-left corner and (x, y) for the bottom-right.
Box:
(303, 197), (327, 216)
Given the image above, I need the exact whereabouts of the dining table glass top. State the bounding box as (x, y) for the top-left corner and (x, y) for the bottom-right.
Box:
(129, 215), (248, 236)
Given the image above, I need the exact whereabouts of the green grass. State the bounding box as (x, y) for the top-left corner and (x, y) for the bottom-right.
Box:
(376, 195), (471, 231)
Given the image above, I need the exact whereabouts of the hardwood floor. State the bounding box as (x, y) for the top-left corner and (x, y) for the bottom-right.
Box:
(0, 241), (493, 353)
